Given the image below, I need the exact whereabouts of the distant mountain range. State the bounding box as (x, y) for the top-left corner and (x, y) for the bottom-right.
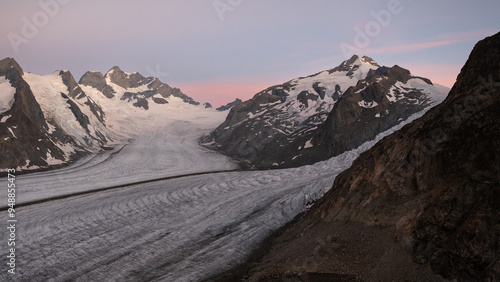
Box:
(80, 66), (199, 108)
(0, 59), (208, 172)
(201, 55), (449, 169)
(0, 55), (449, 173)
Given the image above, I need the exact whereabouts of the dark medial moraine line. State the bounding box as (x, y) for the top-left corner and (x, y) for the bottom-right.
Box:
(0, 169), (239, 211)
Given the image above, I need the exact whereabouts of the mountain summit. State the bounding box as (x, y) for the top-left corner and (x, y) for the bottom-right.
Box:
(202, 55), (449, 169)
(80, 66), (199, 110)
(0, 58), (112, 171)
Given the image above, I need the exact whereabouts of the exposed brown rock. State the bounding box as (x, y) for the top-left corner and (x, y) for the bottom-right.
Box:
(79, 70), (116, 99)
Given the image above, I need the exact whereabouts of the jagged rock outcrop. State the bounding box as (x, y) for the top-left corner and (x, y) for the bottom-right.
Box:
(107, 66), (148, 89)
(235, 32), (500, 281)
(81, 66), (199, 107)
(203, 55), (448, 169)
(216, 98), (242, 111)
(60, 70), (106, 124)
(0, 59), (115, 172)
(79, 70), (115, 98)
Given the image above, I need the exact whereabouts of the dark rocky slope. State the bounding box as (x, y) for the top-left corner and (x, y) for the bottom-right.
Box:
(0, 58), (69, 170)
(227, 32), (500, 281)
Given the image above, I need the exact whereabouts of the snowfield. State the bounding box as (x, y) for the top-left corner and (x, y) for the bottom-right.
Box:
(0, 102), (431, 281)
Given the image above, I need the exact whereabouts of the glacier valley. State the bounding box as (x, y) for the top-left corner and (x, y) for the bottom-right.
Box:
(0, 107), (428, 281)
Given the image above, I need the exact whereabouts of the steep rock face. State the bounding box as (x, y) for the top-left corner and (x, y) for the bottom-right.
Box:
(307, 65), (437, 163)
(91, 66), (200, 108)
(79, 71), (115, 98)
(24, 70), (112, 149)
(60, 70), (106, 124)
(0, 58), (67, 170)
(241, 32), (500, 281)
(106, 66), (148, 89)
(0, 58), (116, 172)
(60, 70), (85, 99)
(203, 56), (448, 169)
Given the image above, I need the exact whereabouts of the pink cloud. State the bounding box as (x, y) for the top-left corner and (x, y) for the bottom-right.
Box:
(405, 63), (462, 87)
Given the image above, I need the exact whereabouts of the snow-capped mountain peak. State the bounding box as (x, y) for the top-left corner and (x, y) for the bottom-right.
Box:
(358, 55), (379, 66)
(202, 55), (449, 169)
(80, 66), (200, 111)
(0, 58), (208, 171)
(282, 55), (380, 104)
(330, 55), (379, 74)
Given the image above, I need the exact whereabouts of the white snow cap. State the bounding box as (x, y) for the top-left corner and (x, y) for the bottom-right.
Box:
(0, 76), (16, 114)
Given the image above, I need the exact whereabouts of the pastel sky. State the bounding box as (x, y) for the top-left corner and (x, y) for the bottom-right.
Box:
(1, 0), (498, 106)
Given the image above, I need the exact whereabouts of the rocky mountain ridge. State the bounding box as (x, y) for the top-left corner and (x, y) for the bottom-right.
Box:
(202, 55), (449, 169)
(216, 98), (243, 111)
(0, 59), (204, 172)
(0, 58), (111, 171)
(80, 66), (199, 110)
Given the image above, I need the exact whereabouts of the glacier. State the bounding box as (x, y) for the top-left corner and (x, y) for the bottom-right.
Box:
(0, 88), (433, 281)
